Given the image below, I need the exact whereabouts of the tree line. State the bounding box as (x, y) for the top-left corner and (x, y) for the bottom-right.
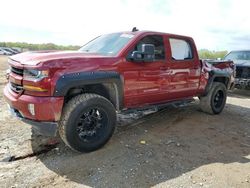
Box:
(198, 49), (228, 59)
(0, 42), (81, 51)
(0, 42), (228, 59)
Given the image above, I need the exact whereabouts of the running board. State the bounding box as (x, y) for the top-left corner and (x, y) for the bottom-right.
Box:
(122, 98), (195, 114)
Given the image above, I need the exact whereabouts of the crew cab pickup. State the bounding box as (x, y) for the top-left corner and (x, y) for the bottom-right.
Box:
(4, 30), (235, 152)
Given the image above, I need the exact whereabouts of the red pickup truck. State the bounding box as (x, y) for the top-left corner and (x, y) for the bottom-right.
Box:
(4, 30), (235, 152)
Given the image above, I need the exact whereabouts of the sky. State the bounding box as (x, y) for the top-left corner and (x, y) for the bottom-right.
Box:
(0, 0), (250, 51)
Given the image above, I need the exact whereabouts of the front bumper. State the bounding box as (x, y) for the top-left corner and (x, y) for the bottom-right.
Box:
(8, 106), (58, 136)
(4, 85), (64, 136)
(235, 78), (250, 89)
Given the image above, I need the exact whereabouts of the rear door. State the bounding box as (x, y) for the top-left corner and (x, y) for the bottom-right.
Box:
(166, 37), (200, 99)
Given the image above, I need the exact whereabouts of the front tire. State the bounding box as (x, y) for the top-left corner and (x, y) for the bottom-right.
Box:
(59, 94), (116, 152)
(199, 82), (227, 114)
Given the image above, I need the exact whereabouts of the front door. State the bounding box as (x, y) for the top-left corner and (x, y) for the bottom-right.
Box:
(119, 35), (171, 108)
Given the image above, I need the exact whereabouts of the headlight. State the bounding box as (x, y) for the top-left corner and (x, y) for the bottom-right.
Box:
(23, 69), (49, 81)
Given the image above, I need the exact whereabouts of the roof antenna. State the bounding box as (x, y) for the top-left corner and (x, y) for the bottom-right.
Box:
(132, 27), (139, 32)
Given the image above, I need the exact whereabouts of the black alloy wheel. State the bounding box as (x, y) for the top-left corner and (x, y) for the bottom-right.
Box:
(76, 108), (108, 143)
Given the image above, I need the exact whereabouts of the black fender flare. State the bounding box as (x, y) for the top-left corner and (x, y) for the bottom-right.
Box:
(53, 71), (124, 110)
(203, 70), (231, 96)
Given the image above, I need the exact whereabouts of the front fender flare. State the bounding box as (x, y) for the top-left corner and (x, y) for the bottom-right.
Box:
(53, 71), (123, 110)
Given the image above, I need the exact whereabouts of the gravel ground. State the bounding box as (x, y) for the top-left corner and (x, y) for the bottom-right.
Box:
(0, 55), (250, 188)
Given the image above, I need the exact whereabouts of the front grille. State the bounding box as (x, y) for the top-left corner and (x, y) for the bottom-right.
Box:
(236, 66), (250, 79)
(11, 66), (23, 76)
(10, 82), (23, 94)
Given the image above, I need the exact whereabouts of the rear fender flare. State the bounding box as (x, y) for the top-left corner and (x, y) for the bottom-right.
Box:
(203, 70), (231, 96)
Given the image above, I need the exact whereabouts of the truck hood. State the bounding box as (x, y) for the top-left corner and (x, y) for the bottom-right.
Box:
(9, 51), (106, 66)
(234, 60), (250, 67)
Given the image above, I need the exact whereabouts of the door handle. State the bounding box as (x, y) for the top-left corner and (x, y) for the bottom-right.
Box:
(160, 67), (169, 71)
(194, 66), (200, 69)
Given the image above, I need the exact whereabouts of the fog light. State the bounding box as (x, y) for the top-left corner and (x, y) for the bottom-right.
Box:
(28, 104), (35, 116)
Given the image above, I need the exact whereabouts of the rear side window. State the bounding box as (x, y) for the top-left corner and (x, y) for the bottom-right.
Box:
(169, 38), (193, 60)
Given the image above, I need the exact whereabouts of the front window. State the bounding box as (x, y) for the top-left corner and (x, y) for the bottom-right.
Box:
(79, 33), (134, 56)
(224, 51), (250, 60)
(130, 35), (165, 60)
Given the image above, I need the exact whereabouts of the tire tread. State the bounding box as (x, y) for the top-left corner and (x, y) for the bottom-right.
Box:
(59, 93), (115, 152)
(199, 82), (227, 115)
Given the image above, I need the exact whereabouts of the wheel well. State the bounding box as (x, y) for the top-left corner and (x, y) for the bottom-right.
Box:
(213, 77), (229, 88)
(64, 83), (119, 110)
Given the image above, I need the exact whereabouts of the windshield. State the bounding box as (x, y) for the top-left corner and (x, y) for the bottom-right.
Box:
(79, 33), (134, 56)
(224, 51), (250, 60)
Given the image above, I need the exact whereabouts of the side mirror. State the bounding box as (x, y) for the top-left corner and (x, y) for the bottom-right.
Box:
(131, 51), (143, 61)
(131, 44), (155, 62)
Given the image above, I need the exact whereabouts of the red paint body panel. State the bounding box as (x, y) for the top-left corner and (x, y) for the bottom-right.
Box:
(4, 85), (64, 121)
(3, 31), (234, 122)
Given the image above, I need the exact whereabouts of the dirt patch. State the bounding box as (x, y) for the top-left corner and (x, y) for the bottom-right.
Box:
(0, 56), (249, 188)
(0, 55), (9, 70)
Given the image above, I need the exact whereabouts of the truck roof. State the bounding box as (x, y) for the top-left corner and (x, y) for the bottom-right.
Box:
(229, 50), (250, 52)
(116, 30), (194, 40)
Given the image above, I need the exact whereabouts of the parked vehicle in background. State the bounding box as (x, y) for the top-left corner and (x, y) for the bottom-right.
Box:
(4, 29), (235, 153)
(5, 47), (19, 54)
(1, 47), (18, 55)
(0, 50), (5, 55)
(224, 50), (250, 90)
(0, 48), (12, 55)
(11, 48), (21, 54)
(0, 47), (21, 55)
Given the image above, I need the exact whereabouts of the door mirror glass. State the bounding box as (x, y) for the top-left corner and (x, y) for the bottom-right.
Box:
(131, 44), (155, 62)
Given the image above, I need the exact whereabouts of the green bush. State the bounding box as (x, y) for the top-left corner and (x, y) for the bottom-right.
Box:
(198, 49), (228, 59)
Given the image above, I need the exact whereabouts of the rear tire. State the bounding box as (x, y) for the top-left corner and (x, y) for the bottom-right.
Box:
(59, 93), (116, 152)
(199, 82), (227, 114)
